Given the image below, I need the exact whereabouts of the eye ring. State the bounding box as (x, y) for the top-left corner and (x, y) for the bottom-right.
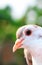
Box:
(24, 29), (32, 36)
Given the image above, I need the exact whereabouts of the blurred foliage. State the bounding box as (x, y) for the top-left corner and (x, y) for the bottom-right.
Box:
(0, 6), (26, 65)
(25, 5), (42, 26)
(0, 6), (26, 43)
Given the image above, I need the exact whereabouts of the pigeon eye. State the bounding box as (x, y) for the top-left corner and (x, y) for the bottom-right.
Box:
(25, 30), (32, 36)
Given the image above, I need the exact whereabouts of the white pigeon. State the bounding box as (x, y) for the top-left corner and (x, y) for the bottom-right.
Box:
(13, 25), (42, 65)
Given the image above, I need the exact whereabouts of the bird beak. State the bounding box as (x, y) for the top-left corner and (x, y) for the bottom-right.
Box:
(13, 38), (24, 52)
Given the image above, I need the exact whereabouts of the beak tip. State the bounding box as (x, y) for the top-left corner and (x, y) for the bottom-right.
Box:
(13, 46), (15, 52)
(13, 45), (17, 52)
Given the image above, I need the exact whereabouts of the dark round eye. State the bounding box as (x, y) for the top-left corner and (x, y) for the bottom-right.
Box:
(25, 30), (32, 36)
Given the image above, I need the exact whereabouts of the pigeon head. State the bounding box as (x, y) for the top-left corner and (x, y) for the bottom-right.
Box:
(13, 25), (42, 52)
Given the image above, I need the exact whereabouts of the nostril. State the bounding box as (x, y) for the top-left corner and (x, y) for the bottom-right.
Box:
(16, 32), (23, 39)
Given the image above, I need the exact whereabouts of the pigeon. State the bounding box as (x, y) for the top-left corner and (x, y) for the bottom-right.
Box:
(13, 25), (42, 65)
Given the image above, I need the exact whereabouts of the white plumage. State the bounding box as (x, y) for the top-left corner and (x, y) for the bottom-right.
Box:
(13, 25), (42, 65)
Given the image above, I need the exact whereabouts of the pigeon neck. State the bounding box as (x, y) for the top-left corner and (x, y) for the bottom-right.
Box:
(32, 57), (42, 65)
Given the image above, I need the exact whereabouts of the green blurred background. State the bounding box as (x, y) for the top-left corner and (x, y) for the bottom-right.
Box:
(0, 0), (42, 65)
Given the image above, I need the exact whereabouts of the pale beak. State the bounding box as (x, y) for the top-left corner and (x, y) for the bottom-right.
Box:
(13, 38), (24, 52)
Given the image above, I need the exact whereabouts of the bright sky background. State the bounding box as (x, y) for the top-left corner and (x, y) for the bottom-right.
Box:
(0, 0), (36, 19)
